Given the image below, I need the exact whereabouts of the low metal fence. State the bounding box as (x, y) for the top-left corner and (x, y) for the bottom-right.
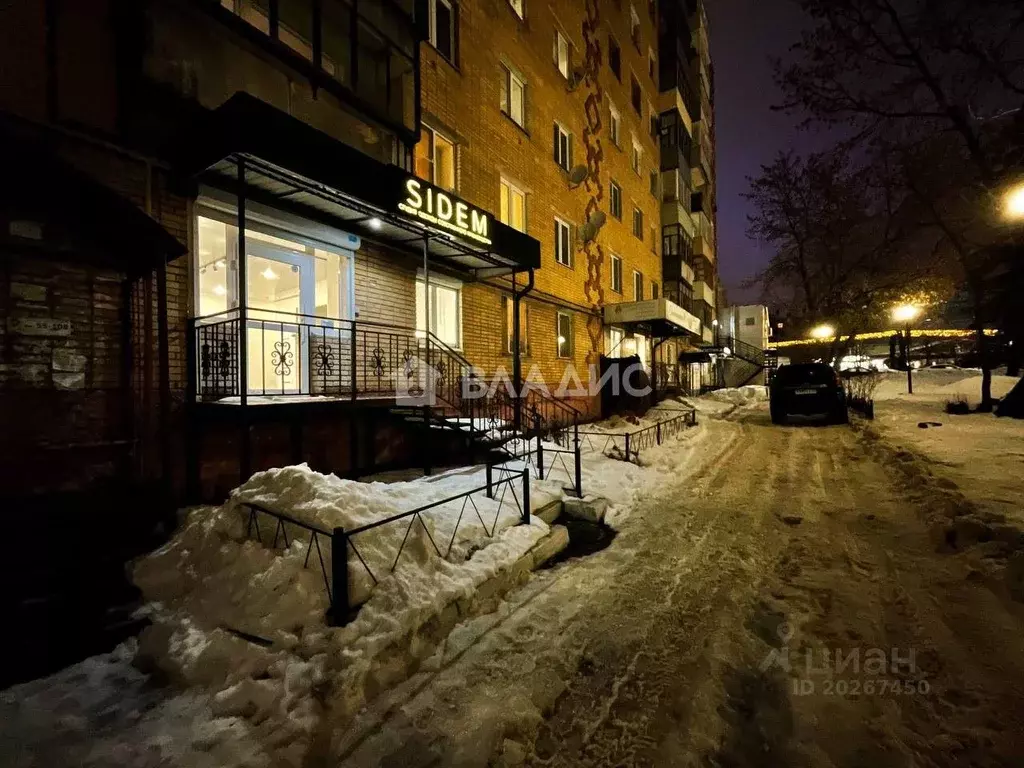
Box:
(502, 419), (583, 497)
(238, 462), (531, 625)
(577, 409), (697, 463)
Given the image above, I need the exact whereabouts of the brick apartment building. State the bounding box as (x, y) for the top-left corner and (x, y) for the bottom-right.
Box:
(0, 0), (720, 505)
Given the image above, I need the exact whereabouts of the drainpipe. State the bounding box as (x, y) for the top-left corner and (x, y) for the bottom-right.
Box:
(512, 268), (535, 432)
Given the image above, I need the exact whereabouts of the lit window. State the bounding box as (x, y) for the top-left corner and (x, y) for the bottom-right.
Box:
(508, 0), (524, 19)
(610, 253), (623, 293)
(631, 135), (643, 174)
(414, 126), (456, 191)
(608, 101), (621, 146)
(557, 312), (573, 359)
(501, 65), (526, 127)
(632, 206), (644, 239)
(609, 181), (622, 220)
(503, 296), (529, 354)
(633, 270), (643, 301)
(416, 278), (462, 348)
(500, 178), (527, 232)
(553, 123), (572, 171)
(608, 326), (625, 357)
(427, 0), (456, 63)
(554, 218), (573, 267)
(555, 30), (571, 79)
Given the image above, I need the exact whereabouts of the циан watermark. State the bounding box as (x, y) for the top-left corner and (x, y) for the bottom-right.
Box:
(761, 622), (930, 697)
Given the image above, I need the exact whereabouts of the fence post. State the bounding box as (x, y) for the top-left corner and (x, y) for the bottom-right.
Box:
(329, 527), (349, 627)
(486, 459), (493, 498)
(625, 432), (631, 463)
(522, 467), (531, 525)
(657, 420), (662, 445)
(535, 415), (544, 480)
(349, 320), (357, 400)
(573, 419), (582, 498)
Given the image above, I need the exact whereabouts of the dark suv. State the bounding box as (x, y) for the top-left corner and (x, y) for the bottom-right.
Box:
(769, 363), (848, 425)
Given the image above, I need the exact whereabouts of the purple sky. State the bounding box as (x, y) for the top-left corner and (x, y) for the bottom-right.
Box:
(704, 0), (817, 305)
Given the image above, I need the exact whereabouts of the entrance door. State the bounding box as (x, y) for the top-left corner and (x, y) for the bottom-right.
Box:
(245, 242), (315, 395)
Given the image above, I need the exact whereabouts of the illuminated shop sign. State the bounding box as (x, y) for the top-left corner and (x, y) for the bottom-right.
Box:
(398, 178), (492, 245)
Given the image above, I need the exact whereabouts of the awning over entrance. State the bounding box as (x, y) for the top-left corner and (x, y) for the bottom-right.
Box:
(0, 119), (186, 277)
(178, 94), (540, 278)
(603, 298), (702, 338)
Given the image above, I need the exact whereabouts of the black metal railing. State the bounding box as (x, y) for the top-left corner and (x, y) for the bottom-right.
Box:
(503, 417), (583, 497)
(238, 462), (531, 625)
(577, 409), (697, 463)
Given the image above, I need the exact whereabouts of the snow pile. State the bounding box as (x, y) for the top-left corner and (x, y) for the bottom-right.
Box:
(122, 463), (552, 766)
(872, 369), (1017, 401)
(703, 385), (769, 406)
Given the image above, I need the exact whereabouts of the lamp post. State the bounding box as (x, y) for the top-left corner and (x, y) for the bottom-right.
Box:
(712, 318), (719, 347)
(892, 304), (921, 394)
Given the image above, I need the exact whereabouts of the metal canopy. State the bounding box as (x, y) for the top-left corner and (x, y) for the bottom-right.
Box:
(603, 298), (703, 339)
(181, 94), (540, 278)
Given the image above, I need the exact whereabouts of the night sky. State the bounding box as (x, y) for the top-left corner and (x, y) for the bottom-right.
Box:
(705, 0), (830, 306)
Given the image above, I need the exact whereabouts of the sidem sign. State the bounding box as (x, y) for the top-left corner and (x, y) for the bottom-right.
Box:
(399, 178), (492, 246)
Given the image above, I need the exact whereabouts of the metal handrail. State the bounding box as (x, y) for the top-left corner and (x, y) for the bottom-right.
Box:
(577, 409), (697, 463)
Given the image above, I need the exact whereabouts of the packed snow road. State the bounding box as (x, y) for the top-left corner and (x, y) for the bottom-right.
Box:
(334, 404), (1024, 767)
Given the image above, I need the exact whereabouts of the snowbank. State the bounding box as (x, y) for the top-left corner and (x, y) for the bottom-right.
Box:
(703, 385), (769, 406)
(873, 369), (1018, 401)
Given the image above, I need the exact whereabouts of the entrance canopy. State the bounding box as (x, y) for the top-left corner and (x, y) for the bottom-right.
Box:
(179, 94), (540, 278)
(603, 298), (702, 339)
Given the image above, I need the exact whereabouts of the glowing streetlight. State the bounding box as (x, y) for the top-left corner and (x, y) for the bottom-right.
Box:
(810, 324), (835, 340)
(892, 304), (922, 394)
(1004, 183), (1024, 221)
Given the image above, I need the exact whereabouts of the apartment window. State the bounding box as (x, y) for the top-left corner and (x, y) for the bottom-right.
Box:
(649, 48), (657, 80)
(553, 123), (573, 171)
(416, 277), (462, 348)
(414, 126), (457, 192)
(609, 326), (625, 357)
(501, 65), (526, 128)
(557, 312), (573, 358)
(631, 75), (642, 114)
(502, 296), (530, 355)
(633, 270), (643, 301)
(632, 206), (644, 239)
(650, 224), (658, 254)
(554, 30), (571, 79)
(610, 253), (623, 293)
(500, 178), (527, 232)
(427, 0), (456, 63)
(508, 0), (524, 19)
(649, 103), (659, 139)
(608, 101), (621, 147)
(609, 181), (623, 219)
(631, 135), (643, 175)
(651, 282), (659, 300)
(554, 218), (573, 267)
(630, 5), (641, 50)
(745, 316), (757, 326)
(608, 36), (621, 80)
(649, 169), (659, 197)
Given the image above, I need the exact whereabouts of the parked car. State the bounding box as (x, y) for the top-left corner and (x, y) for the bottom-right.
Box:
(769, 363), (848, 425)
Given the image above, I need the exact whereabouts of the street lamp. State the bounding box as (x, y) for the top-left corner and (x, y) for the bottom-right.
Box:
(1004, 182), (1024, 221)
(892, 304), (921, 394)
(712, 318), (719, 347)
(810, 324), (835, 340)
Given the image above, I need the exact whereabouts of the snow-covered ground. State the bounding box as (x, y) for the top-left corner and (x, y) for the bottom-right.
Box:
(0, 398), (726, 768)
(867, 370), (1024, 527)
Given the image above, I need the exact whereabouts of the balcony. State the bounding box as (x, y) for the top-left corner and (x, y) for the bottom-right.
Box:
(603, 298), (702, 339)
(693, 280), (715, 308)
(192, 309), (470, 407)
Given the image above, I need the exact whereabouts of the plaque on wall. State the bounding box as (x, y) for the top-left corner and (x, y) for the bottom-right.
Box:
(8, 317), (72, 337)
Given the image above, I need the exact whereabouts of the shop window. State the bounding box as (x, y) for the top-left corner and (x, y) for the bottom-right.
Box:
(554, 30), (571, 79)
(557, 312), (573, 358)
(501, 64), (527, 127)
(416, 277), (462, 348)
(610, 253), (623, 293)
(609, 181), (622, 220)
(414, 125), (457, 191)
(633, 270), (643, 301)
(553, 123), (573, 171)
(608, 326), (625, 357)
(427, 0), (456, 63)
(500, 178), (527, 232)
(608, 35), (621, 80)
(502, 296), (530, 355)
(554, 218), (573, 267)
